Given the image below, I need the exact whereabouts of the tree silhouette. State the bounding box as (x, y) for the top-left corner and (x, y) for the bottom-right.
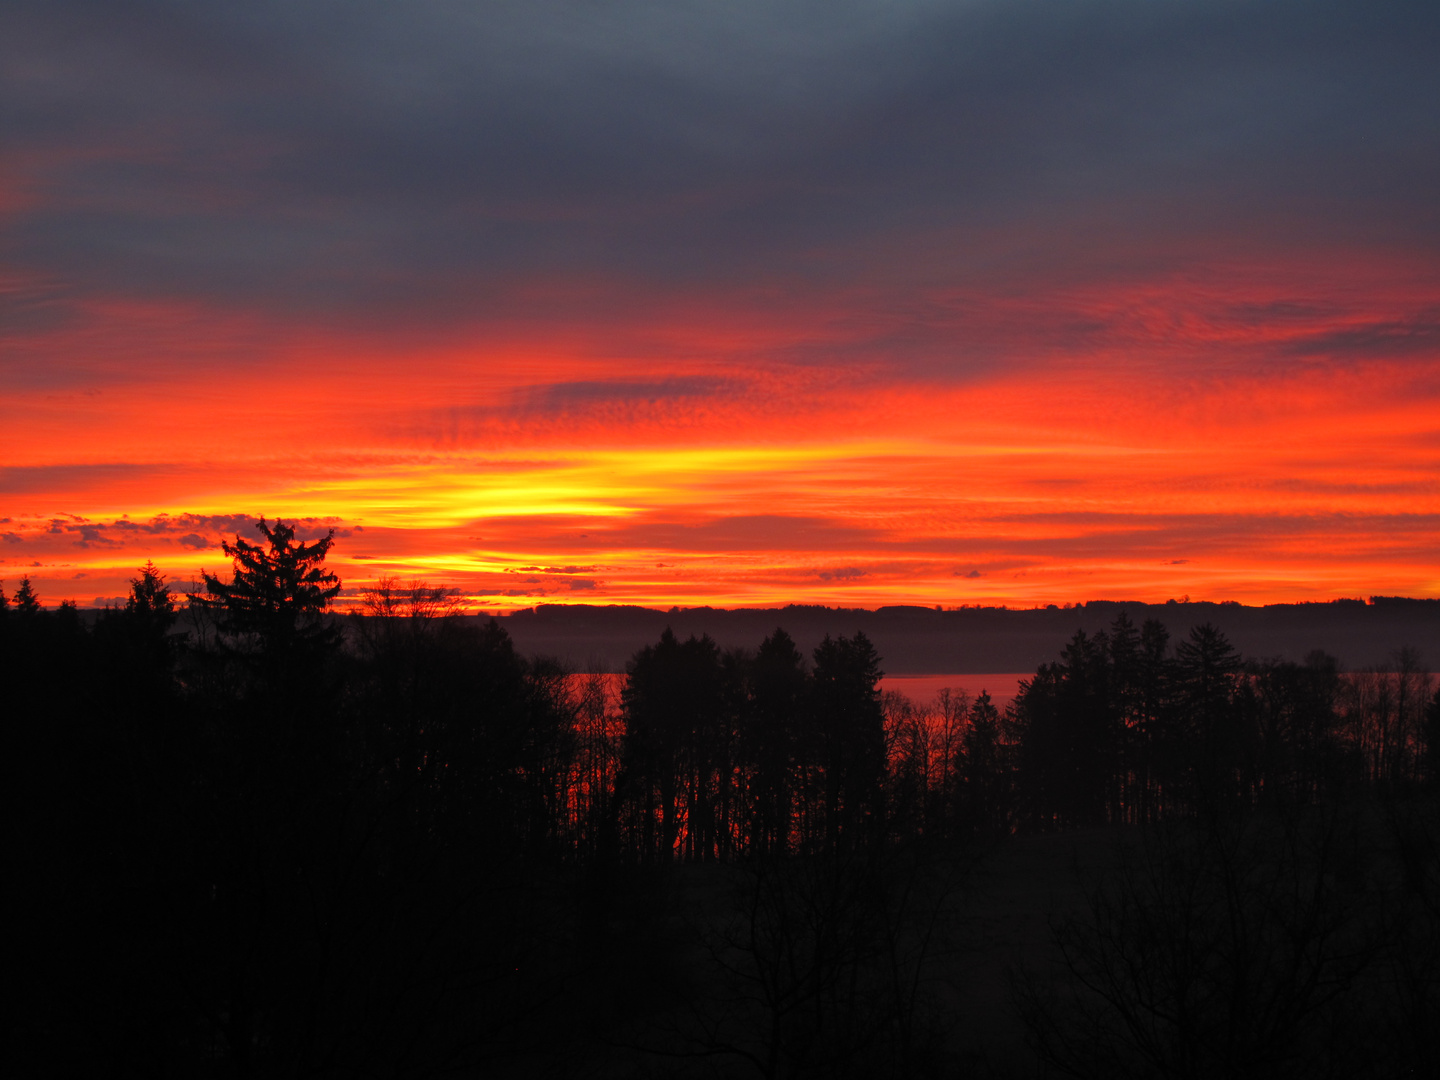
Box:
(619, 628), (733, 862)
(115, 561), (177, 668)
(177, 522), (352, 1071)
(90, 561), (182, 715)
(809, 632), (886, 853)
(1134, 618), (1174, 818)
(958, 690), (1006, 834)
(743, 628), (807, 857)
(1014, 630), (1122, 829)
(1343, 649), (1434, 790)
(350, 576), (469, 782)
(13, 575), (41, 617)
(125, 560), (175, 627)
(1173, 622), (1244, 808)
(196, 518), (340, 653)
(193, 518), (341, 702)
(1427, 685), (1440, 786)
(1107, 614), (1148, 822)
(10, 561), (1436, 1077)
(1239, 652), (1344, 805)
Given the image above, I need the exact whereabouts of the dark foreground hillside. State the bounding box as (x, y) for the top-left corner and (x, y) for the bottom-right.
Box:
(5, 530), (1439, 1077)
(538, 811), (1438, 1079)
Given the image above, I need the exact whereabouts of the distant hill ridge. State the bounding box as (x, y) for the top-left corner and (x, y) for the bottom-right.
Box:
(486, 597), (1440, 674)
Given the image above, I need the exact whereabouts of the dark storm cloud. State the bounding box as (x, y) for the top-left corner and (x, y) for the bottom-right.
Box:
(3, 1), (1437, 355)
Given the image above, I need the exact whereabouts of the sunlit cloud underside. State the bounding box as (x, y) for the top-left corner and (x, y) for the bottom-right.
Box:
(4, 289), (1437, 610)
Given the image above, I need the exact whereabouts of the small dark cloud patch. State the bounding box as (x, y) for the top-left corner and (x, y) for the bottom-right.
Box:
(819, 566), (867, 581)
(955, 568), (983, 578)
(285, 520), (348, 542)
(0, 513), (355, 551)
(1223, 300), (1341, 325)
(523, 377), (735, 411)
(1168, 559), (1190, 565)
(71, 524), (124, 548)
(150, 514), (254, 536)
(512, 565), (600, 575)
(1282, 314), (1440, 359)
(566, 578), (601, 591)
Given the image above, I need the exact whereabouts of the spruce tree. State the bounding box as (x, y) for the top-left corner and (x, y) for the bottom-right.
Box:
(13, 576), (41, 616)
(193, 519), (342, 703)
(195, 519), (340, 659)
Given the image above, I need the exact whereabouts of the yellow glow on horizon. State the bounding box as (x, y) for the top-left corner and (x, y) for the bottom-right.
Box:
(4, 289), (1437, 612)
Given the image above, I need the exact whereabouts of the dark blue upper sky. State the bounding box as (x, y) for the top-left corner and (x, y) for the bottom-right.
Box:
(4, 0), (1436, 345)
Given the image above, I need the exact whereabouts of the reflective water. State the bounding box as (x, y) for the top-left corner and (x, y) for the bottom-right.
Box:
(880, 673), (1030, 706)
(569, 672), (1032, 708)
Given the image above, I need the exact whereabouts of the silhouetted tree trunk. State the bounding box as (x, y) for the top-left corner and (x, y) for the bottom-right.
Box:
(809, 633), (886, 855)
(619, 629), (734, 863)
(743, 629), (808, 858)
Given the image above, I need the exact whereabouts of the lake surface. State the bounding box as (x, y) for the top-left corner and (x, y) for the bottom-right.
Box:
(570, 672), (1032, 708)
(880, 673), (1030, 705)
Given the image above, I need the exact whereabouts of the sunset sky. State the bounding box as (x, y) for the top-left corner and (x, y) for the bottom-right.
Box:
(3, 0), (1437, 611)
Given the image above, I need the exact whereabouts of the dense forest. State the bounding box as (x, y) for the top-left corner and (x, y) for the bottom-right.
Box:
(7, 520), (1439, 1077)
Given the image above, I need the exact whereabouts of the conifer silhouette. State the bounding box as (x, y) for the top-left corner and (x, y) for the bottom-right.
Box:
(13, 575), (40, 616)
(194, 518), (340, 661)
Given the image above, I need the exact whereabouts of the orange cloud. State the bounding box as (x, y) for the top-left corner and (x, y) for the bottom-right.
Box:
(3, 251), (1437, 610)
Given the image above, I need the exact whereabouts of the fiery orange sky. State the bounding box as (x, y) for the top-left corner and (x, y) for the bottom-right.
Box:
(3, 1), (1437, 611)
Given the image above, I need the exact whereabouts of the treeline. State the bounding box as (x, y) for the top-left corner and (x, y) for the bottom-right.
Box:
(5, 522), (1439, 1076)
(986, 617), (1436, 830)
